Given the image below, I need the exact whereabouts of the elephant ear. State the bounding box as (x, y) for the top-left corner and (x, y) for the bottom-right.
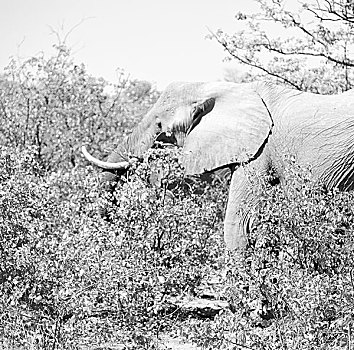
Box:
(182, 84), (273, 175)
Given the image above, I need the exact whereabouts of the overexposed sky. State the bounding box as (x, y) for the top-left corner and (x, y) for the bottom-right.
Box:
(0, 0), (259, 89)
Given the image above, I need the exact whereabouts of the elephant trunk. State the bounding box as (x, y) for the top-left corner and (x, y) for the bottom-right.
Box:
(83, 112), (159, 192)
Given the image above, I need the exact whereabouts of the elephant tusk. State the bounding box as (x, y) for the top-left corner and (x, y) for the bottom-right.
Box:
(81, 146), (131, 170)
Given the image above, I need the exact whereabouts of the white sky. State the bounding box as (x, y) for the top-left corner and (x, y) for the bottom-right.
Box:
(0, 0), (260, 89)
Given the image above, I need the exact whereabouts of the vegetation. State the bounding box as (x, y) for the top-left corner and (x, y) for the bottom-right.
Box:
(0, 145), (226, 349)
(188, 161), (354, 349)
(2, 0), (354, 348)
(0, 44), (158, 170)
(212, 0), (354, 93)
(0, 44), (228, 349)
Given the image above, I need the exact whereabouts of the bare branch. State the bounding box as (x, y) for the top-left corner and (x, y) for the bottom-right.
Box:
(63, 17), (95, 43)
(48, 17), (95, 46)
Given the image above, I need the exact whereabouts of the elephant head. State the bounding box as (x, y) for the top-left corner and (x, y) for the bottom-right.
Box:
(82, 81), (273, 250)
(83, 80), (354, 250)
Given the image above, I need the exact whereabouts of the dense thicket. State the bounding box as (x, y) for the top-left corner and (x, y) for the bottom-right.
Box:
(2, 1), (354, 348)
(0, 45), (227, 349)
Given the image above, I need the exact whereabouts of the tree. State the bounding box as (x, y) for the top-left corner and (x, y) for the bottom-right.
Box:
(211, 0), (354, 93)
(0, 44), (159, 170)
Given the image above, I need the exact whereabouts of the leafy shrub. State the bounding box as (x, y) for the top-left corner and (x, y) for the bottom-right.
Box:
(0, 44), (230, 349)
(0, 145), (227, 349)
(0, 44), (159, 171)
(188, 159), (354, 350)
(3, 39), (354, 350)
(4, 143), (354, 349)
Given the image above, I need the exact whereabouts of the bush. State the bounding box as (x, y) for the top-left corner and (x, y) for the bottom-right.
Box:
(0, 44), (229, 349)
(0, 145), (227, 349)
(3, 122), (354, 350)
(0, 44), (159, 171)
(188, 159), (354, 350)
(2, 43), (354, 350)
(3, 144), (354, 349)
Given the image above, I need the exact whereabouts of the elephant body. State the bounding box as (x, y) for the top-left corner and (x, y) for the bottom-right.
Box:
(260, 84), (354, 190)
(83, 81), (354, 250)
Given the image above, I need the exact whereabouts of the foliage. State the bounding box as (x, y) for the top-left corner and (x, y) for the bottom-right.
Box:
(0, 145), (227, 349)
(0, 42), (228, 349)
(4, 138), (354, 350)
(2, 36), (354, 350)
(187, 159), (354, 350)
(0, 44), (159, 170)
(212, 0), (354, 93)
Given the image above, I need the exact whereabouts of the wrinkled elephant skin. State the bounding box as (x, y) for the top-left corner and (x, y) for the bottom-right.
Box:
(82, 81), (354, 251)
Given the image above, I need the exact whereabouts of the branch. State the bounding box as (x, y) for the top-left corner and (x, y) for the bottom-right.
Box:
(263, 43), (354, 67)
(324, 0), (354, 22)
(102, 74), (130, 119)
(209, 30), (303, 90)
(306, 0), (354, 23)
(48, 17), (94, 46)
(287, 14), (328, 48)
(305, 6), (342, 22)
(238, 10), (354, 69)
(254, 5), (329, 48)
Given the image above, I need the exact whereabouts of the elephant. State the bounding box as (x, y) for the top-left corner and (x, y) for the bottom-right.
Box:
(82, 81), (354, 250)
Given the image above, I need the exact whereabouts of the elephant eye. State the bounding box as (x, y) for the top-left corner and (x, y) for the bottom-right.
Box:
(156, 120), (162, 129)
(187, 98), (215, 135)
(191, 104), (199, 116)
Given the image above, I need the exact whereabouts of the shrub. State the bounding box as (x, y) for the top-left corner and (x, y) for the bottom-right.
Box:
(0, 44), (158, 171)
(3, 41), (354, 350)
(0, 44), (229, 349)
(3, 137), (354, 350)
(188, 159), (354, 350)
(0, 145), (227, 349)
